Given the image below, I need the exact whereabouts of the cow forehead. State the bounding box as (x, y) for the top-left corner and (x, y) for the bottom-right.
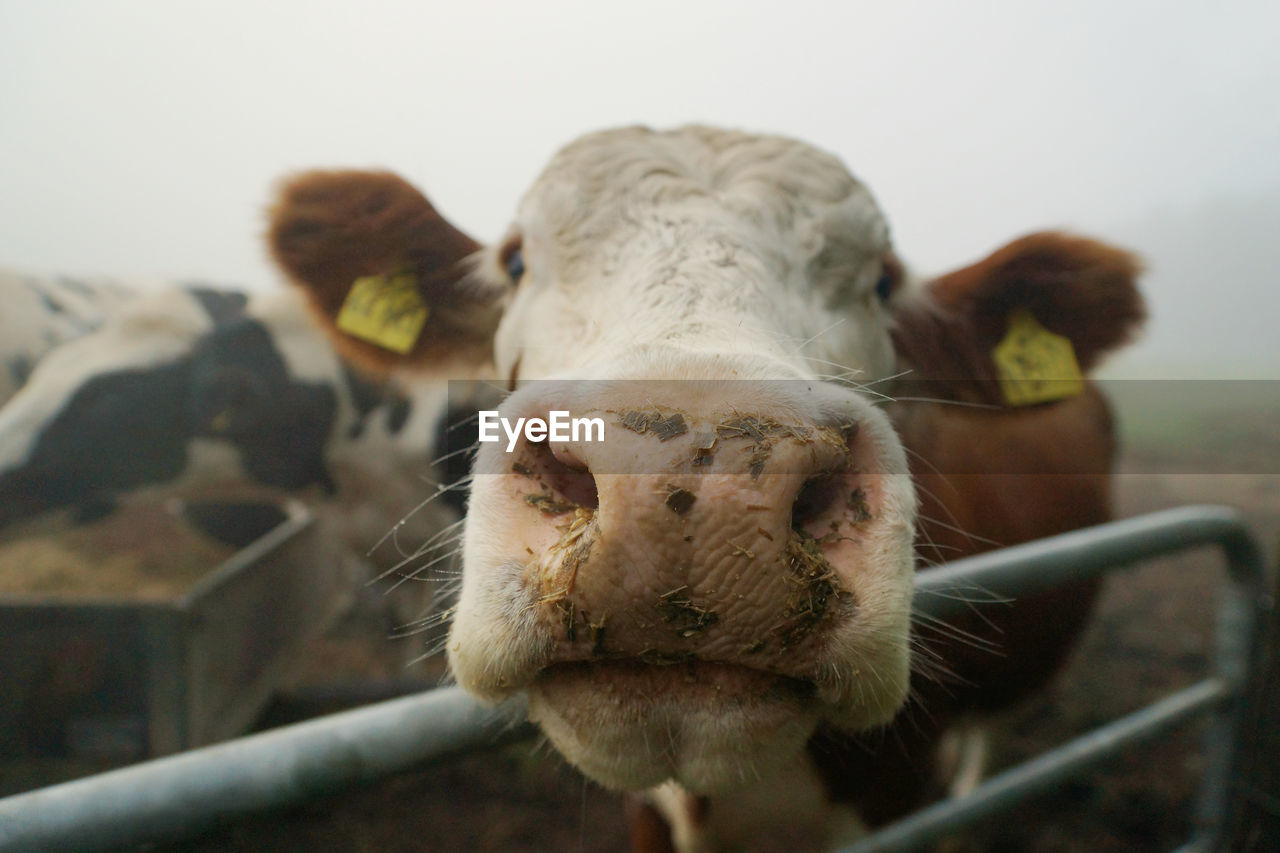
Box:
(519, 125), (889, 262)
(496, 126), (897, 380)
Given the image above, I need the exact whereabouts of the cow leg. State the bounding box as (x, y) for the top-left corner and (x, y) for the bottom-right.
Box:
(625, 791), (679, 853)
(937, 720), (989, 799)
(635, 755), (868, 853)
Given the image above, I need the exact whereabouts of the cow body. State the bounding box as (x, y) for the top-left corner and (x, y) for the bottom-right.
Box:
(0, 280), (465, 605)
(0, 268), (140, 405)
(266, 126), (1144, 850)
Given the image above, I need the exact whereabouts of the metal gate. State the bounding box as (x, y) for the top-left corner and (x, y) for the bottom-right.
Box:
(0, 504), (1271, 852)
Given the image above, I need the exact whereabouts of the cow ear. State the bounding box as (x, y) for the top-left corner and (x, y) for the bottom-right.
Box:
(267, 170), (504, 376)
(891, 232), (1146, 405)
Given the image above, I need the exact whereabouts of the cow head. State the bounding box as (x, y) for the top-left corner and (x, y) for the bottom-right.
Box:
(268, 125), (1143, 794)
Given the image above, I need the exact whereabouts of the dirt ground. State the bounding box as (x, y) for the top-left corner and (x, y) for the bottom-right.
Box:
(7, 403), (1279, 852)
(964, 463), (1279, 853)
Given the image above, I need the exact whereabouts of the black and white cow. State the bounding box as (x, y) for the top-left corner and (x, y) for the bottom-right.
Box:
(0, 268), (139, 405)
(0, 278), (472, 607)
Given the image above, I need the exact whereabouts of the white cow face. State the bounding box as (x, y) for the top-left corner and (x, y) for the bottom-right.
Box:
(491, 126), (900, 385)
(461, 129), (916, 792)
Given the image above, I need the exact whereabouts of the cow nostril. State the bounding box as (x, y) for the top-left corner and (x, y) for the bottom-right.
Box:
(791, 473), (840, 533)
(529, 440), (599, 510)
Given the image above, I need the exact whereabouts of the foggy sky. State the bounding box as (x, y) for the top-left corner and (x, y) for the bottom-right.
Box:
(2, 0), (1277, 376)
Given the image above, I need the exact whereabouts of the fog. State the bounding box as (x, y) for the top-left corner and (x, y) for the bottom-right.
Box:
(2, 0), (1277, 376)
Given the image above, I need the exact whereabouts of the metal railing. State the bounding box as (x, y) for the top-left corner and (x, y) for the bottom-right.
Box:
(0, 505), (1269, 853)
(840, 504), (1270, 853)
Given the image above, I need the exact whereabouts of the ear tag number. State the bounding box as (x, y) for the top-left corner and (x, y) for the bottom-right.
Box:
(335, 270), (429, 354)
(992, 309), (1085, 406)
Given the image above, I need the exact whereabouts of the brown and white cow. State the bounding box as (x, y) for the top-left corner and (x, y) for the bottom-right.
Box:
(266, 126), (1144, 851)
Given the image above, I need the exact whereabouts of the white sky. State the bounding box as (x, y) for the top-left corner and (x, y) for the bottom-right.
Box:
(2, 0), (1278, 375)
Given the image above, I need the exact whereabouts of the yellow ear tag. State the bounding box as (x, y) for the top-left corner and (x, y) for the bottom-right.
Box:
(992, 309), (1085, 406)
(335, 270), (429, 354)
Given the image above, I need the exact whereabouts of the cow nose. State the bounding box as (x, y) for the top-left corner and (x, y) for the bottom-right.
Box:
(514, 412), (851, 537)
(520, 438), (600, 512)
(480, 393), (882, 670)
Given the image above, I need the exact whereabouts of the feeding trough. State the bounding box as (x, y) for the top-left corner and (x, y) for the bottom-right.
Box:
(0, 499), (361, 761)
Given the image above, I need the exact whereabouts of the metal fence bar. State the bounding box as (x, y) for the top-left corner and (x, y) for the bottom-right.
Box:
(0, 505), (1266, 853)
(1189, 542), (1266, 852)
(0, 687), (531, 853)
(1215, 534), (1280, 851)
(853, 503), (1268, 852)
(912, 504), (1266, 621)
(837, 678), (1230, 853)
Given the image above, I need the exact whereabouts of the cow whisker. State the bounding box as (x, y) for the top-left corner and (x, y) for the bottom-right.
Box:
(391, 604), (457, 636)
(384, 546), (466, 591)
(802, 318), (850, 349)
(907, 644), (954, 687)
(403, 521), (468, 561)
(891, 396), (999, 410)
(856, 368), (916, 389)
(429, 440), (480, 469)
(915, 586), (1013, 606)
(367, 484), (472, 559)
(444, 409), (482, 429)
(371, 531), (465, 583)
(909, 611), (1004, 654)
(388, 505), (466, 560)
(915, 512), (1003, 549)
(398, 518), (467, 561)
(906, 456), (989, 536)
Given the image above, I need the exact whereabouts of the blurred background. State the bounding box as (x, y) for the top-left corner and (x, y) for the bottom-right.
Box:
(2, 0), (1277, 377)
(1, 3), (1277, 851)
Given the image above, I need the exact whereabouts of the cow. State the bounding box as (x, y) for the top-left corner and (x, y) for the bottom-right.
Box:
(264, 125), (1145, 851)
(0, 268), (139, 406)
(0, 280), (472, 615)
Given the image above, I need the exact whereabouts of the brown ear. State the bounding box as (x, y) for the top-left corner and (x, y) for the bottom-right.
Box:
(891, 232), (1146, 405)
(267, 170), (503, 375)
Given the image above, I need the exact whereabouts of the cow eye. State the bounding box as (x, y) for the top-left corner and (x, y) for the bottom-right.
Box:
(502, 244), (525, 284)
(875, 253), (902, 303)
(874, 269), (894, 302)
(507, 249), (525, 282)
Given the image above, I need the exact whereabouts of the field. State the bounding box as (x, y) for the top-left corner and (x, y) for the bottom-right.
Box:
(8, 384), (1280, 852)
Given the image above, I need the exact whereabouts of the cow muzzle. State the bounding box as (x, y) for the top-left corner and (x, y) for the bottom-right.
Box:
(449, 379), (917, 792)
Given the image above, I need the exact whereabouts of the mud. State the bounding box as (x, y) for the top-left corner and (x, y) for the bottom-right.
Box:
(617, 409), (689, 441)
(656, 586), (719, 637)
(771, 532), (844, 650)
(664, 486), (697, 514)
